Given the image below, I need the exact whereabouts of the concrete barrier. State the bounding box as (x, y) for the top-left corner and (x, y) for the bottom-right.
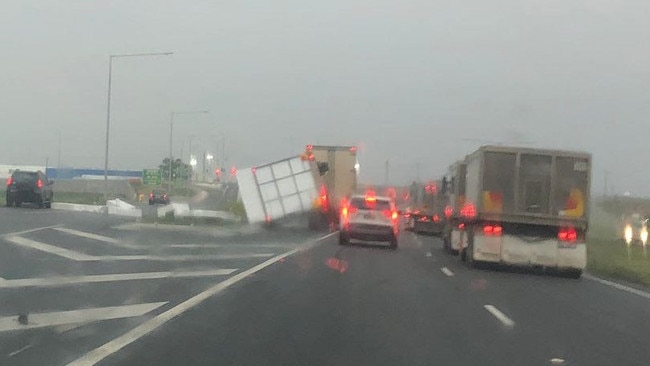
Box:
(107, 206), (142, 217)
(51, 202), (107, 214)
(190, 209), (239, 221)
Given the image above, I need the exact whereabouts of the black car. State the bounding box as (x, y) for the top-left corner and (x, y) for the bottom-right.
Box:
(6, 170), (54, 208)
(149, 189), (169, 205)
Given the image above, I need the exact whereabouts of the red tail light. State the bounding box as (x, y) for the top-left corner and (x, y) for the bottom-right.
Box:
(483, 224), (503, 236)
(458, 223), (465, 230)
(382, 210), (399, 221)
(460, 202), (476, 218)
(558, 227), (577, 242)
(6, 177), (13, 187)
(419, 216), (429, 222)
(444, 206), (453, 218)
(37, 179), (44, 189)
(432, 214), (440, 222)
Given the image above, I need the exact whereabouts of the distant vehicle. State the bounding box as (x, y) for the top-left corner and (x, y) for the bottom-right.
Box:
(149, 189), (169, 205)
(621, 213), (648, 246)
(339, 191), (400, 249)
(6, 170), (54, 208)
(405, 180), (448, 236)
(304, 145), (358, 230)
(442, 145), (591, 278)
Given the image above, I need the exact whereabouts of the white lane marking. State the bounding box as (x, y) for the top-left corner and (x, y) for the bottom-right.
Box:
(4, 236), (273, 262)
(583, 273), (650, 301)
(53, 227), (120, 243)
(4, 236), (96, 260)
(96, 253), (273, 262)
(53, 227), (141, 249)
(425, 252), (433, 257)
(0, 269), (238, 288)
(66, 231), (337, 366)
(0, 224), (63, 238)
(484, 305), (515, 328)
(167, 243), (293, 249)
(0, 302), (167, 333)
(8, 344), (32, 357)
(441, 267), (454, 277)
(550, 358), (565, 365)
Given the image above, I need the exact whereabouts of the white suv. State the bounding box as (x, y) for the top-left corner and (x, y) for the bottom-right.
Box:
(339, 192), (400, 249)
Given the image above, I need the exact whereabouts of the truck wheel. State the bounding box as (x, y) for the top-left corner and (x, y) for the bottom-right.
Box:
(339, 232), (349, 246)
(564, 269), (583, 279)
(465, 230), (476, 268)
(389, 235), (398, 250)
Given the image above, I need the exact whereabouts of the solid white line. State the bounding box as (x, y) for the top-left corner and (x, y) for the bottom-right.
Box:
(0, 224), (63, 238)
(66, 231), (337, 366)
(441, 267), (454, 277)
(54, 227), (143, 249)
(4, 236), (96, 261)
(583, 273), (650, 301)
(8, 344), (32, 357)
(54, 227), (120, 243)
(0, 302), (167, 333)
(96, 253), (274, 262)
(0, 269), (238, 288)
(484, 305), (515, 328)
(4, 236), (274, 262)
(167, 243), (292, 249)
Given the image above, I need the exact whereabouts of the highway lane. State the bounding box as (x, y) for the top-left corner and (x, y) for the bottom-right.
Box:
(0, 207), (319, 366)
(94, 231), (650, 366)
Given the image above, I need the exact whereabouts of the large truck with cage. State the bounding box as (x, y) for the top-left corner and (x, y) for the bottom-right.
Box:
(442, 146), (591, 278)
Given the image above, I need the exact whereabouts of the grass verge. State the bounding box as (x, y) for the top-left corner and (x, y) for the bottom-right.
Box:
(587, 197), (650, 286)
(54, 192), (106, 205)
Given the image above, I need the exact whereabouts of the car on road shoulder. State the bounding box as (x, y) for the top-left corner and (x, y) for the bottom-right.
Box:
(339, 192), (400, 249)
(149, 189), (170, 205)
(6, 170), (54, 208)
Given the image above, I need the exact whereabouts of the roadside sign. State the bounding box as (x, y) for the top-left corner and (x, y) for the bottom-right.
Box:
(143, 169), (162, 185)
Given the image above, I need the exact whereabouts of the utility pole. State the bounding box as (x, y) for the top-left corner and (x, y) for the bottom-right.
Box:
(57, 132), (62, 169)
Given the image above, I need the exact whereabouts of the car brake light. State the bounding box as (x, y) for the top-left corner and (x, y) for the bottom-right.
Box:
(460, 202), (476, 218)
(483, 224), (502, 236)
(392, 211), (398, 220)
(558, 227), (577, 242)
(6, 177), (12, 187)
(37, 179), (43, 188)
(444, 206), (453, 218)
(432, 214), (440, 222)
(458, 223), (465, 230)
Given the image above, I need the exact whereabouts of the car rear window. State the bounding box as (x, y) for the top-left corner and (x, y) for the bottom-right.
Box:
(12, 172), (38, 183)
(350, 198), (392, 211)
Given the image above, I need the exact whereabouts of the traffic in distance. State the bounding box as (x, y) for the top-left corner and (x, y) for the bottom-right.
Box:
(241, 144), (590, 277)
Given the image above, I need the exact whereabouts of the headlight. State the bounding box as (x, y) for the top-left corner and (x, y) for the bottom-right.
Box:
(624, 225), (633, 245)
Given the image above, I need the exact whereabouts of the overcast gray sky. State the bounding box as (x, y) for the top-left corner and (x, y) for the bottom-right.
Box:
(1, 0), (648, 194)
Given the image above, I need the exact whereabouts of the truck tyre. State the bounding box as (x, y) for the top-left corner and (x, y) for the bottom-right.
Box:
(465, 230), (476, 268)
(564, 269), (583, 279)
(339, 232), (349, 246)
(389, 234), (398, 250)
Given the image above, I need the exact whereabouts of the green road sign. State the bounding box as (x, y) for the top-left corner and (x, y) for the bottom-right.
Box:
(143, 169), (162, 185)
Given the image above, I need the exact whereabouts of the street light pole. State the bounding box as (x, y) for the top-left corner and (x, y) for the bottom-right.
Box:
(168, 110), (208, 190)
(103, 51), (173, 200)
